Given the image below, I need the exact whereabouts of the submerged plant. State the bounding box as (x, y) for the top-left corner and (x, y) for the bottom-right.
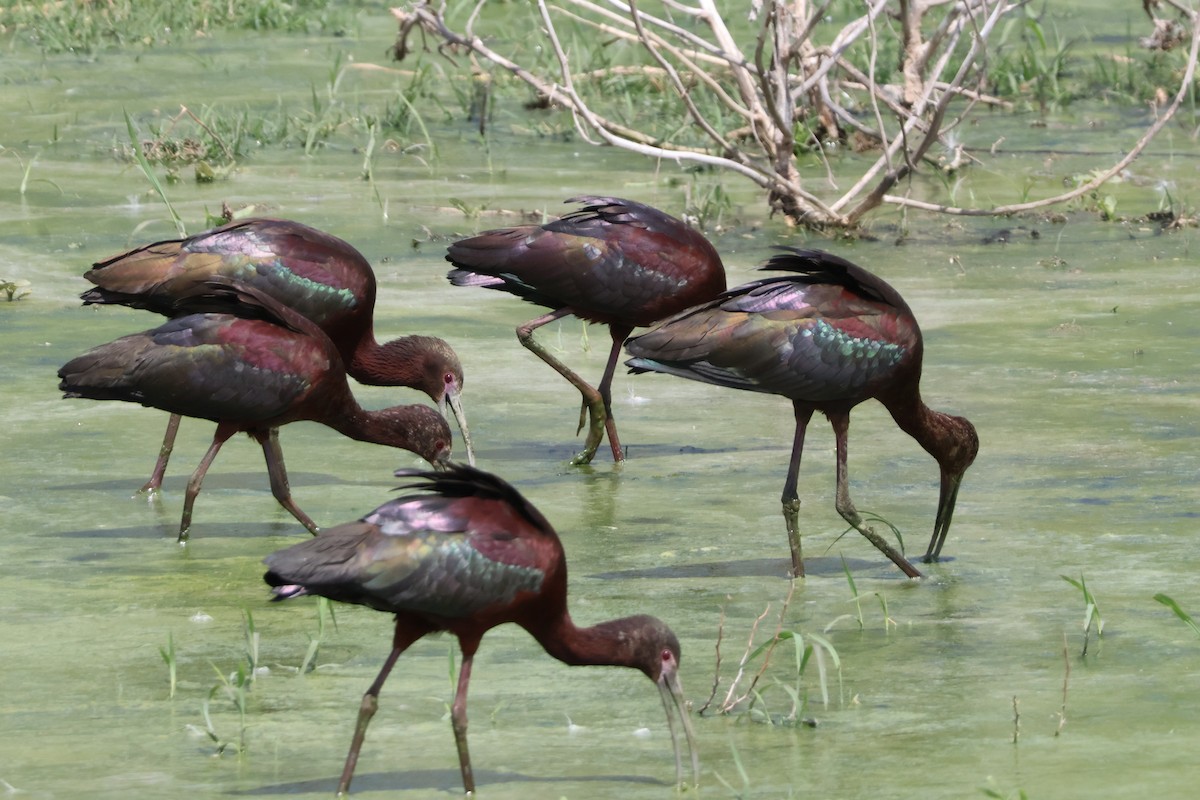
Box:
(123, 111), (186, 237)
(298, 596), (336, 674)
(1061, 573), (1104, 656)
(700, 582), (840, 725)
(159, 632), (177, 699)
(832, 555), (897, 632)
(197, 611), (264, 756)
(980, 777), (1030, 800)
(242, 610), (261, 686)
(203, 662), (250, 756)
(712, 738), (754, 799)
(2, 279), (32, 301)
(1154, 593), (1200, 638)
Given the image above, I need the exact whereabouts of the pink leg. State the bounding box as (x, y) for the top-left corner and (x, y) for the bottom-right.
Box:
(140, 413), (182, 496)
(516, 309), (609, 466)
(179, 425), (235, 543)
(450, 647), (478, 794)
(595, 324), (632, 463)
(257, 428), (319, 535)
(827, 412), (923, 579)
(336, 626), (424, 796)
(781, 402), (814, 578)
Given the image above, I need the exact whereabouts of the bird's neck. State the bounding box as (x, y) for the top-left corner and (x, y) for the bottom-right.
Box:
(886, 392), (969, 465)
(320, 392), (374, 440)
(532, 614), (650, 672)
(347, 335), (434, 389)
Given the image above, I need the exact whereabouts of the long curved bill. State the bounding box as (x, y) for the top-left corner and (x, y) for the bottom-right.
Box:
(658, 666), (700, 788)
(440, 389), (475, 466)
(925, 470), (963, 562)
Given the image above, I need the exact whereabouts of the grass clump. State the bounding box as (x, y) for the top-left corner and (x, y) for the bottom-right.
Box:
(2, 279), (31, 301)
(1, 0), (355, 55)
(698, 582), (840, 726)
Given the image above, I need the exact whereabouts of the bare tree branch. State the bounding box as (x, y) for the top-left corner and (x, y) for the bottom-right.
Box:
(390, 0), (1198, 230)
(883, 6), (1200, 217)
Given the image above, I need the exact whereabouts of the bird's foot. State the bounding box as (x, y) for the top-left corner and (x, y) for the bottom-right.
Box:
(570, 395), (609, 466)
(569, 445), (599, 466)
(136, 484), (164, 502)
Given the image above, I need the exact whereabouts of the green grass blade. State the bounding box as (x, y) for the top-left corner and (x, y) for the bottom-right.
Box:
(1154, 593), (1200, 638)
(123, 109), (185, 236)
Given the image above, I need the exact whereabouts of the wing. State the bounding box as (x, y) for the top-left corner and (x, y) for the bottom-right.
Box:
(446, 196), (725, 326)
(83, 218), (372, 329)
(626, 273), (918, 403)
(263, 490), (547, 619)
(57, 314), (325, 423)
(759, 247), (914, 312)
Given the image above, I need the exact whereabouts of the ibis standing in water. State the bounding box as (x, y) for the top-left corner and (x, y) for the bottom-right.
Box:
(81, 217), (474, 492)
(625, 248), (978, 578)
(58, 283), (452, 542)
(264, 463), (698, 795)
(445, 196), (726, 465)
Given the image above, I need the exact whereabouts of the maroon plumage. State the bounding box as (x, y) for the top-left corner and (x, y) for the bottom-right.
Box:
(264, 464), (698, 794)
(627, 248), (978, 576)
(82, 218), (472, 491)
(447, 196), (726, 464)
(58, 285), (452, 542)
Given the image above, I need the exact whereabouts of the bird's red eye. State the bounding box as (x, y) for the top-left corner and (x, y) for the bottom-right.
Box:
(661, 649), (673, 664)
(444, 373), (456, 388)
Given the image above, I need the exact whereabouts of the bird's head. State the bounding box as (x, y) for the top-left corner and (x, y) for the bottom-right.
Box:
(625, 615), (700, 789)
(943, 413), (979, 478)
(376, 404), (453, 469)
(400, 336), (474, 466)
(927, 413), (979, 561)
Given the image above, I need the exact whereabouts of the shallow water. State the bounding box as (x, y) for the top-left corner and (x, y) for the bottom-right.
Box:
(4, 7), (1200, 800)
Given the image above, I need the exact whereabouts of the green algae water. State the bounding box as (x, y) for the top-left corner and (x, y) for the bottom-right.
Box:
(4, 5), (1200, 799)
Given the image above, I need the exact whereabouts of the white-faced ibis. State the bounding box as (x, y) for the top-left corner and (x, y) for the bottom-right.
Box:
(58, 283), (453, 542)
(625, 248), (978, 578)
(82, 217), (473, 493)
(264, 463), (698, 795)
(445, 196), (726, 465)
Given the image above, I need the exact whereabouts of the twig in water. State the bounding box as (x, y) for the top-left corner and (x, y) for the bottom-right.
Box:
(1011, 695), (1019, 744)
(698, 602), (728, 714)
(1054, 633), (1070, 737)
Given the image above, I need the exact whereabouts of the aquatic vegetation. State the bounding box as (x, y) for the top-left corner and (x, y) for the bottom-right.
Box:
(1154, 593), (1200, 638)
(123, 111), (186, 236)
(1, 0), (355, 55)
(699, 582), (841, 726)
(1, 279), (31, 301)
(391, 0), (1200, 229)
(298, 597), (336, 675)
(1061, 573), (1104, 657)
(196, 611), (260, 757)
(989, 9), (1077, 112)
(202, 662), (250, 756)
(158, 632), (177, 700)
(833, 555), (897, 633)
(980, 778), (1030, 800)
